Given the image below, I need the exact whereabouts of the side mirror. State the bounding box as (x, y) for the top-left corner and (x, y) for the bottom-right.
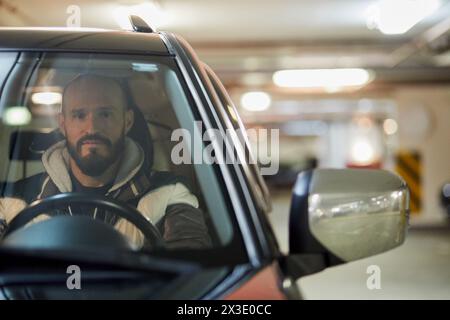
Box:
(286, 169), (409, 278)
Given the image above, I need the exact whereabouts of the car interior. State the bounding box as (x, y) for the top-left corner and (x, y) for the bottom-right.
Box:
(0, 52), (227, 247)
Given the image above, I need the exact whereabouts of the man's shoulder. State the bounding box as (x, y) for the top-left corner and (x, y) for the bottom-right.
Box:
(137, 170), (197, 203)
(147, 171), (191, 190)
(136, 171), (199, 221)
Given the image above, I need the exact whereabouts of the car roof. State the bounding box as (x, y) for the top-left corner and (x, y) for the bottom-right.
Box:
(0, 28), (171, 55)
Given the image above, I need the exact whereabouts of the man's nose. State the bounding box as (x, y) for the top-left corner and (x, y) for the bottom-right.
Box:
(84, 112), (101, 133)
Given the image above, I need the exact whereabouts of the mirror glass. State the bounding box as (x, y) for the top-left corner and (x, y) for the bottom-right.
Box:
(308, 169), (409, 261)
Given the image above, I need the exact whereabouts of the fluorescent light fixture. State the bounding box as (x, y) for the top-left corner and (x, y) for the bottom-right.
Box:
(3, 106), (32, 126)
(366, 0), (441, 35)
(31, 92), (62, 105)
(113, 2), (167, 30)
(324, 86), (342, 94)
(131, 63), (159, 72)
(383, 118), (398, 135)
(273, 68), (371, 89)
(241, 91), (271, 112)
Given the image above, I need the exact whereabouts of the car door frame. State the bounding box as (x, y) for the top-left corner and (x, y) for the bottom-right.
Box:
(159, 32), (297, 298)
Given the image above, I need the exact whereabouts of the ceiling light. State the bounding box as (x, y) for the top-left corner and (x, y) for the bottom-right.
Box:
(383, 118), (398, 135)
(350, 139), (376, 165)
(273, 68), (371, 89)
(31, 92), (62, 105)
(241, 91), (271, 112)
(366, 0), (441, 35)
(3, 106), (32, 126)
(131, 63), (159, 72)
(324, 86), (342, 94)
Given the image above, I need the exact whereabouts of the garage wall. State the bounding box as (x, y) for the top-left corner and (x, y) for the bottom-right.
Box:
(394, 85), (450, 225)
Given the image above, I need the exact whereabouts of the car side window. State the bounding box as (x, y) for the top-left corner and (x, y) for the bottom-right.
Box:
(0, 52), (18, 89)
(0, 52), (20, 193)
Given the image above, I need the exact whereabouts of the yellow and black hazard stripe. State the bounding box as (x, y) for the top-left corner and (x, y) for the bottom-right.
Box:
(396, 151), (422, 214)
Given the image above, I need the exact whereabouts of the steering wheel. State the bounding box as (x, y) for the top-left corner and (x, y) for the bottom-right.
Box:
(3, 193), (164, 248)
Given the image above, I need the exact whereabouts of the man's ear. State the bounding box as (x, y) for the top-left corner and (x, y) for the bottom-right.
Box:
(58, 113), (66, 137)
(125, 109), (134, 134)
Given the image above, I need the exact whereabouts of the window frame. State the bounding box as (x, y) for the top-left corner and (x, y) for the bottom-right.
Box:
(0, 49), (251, 267)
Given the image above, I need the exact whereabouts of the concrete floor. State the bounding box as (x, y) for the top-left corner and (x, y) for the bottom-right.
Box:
(268, 191), (450, 300)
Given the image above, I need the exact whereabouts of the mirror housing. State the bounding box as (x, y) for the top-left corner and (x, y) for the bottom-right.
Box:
(287, 169), (409, 278)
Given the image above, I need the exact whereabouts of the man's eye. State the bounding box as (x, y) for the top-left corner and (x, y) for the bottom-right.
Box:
(99, 111), (112, 118)
(73, 112), (86, 120)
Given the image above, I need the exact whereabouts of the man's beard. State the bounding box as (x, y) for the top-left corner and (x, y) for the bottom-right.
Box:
(67, 133), (124, 177)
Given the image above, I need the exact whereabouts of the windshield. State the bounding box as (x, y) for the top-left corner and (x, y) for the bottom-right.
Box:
(0, 51), (241, 262)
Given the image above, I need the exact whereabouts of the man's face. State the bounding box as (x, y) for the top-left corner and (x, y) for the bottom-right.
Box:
(59, 75), (134, 177)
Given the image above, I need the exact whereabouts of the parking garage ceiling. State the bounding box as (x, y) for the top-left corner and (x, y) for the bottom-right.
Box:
(1, 0), (450, 90)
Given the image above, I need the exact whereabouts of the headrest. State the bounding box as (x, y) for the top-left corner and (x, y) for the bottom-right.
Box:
(9, 129), (63, 161)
